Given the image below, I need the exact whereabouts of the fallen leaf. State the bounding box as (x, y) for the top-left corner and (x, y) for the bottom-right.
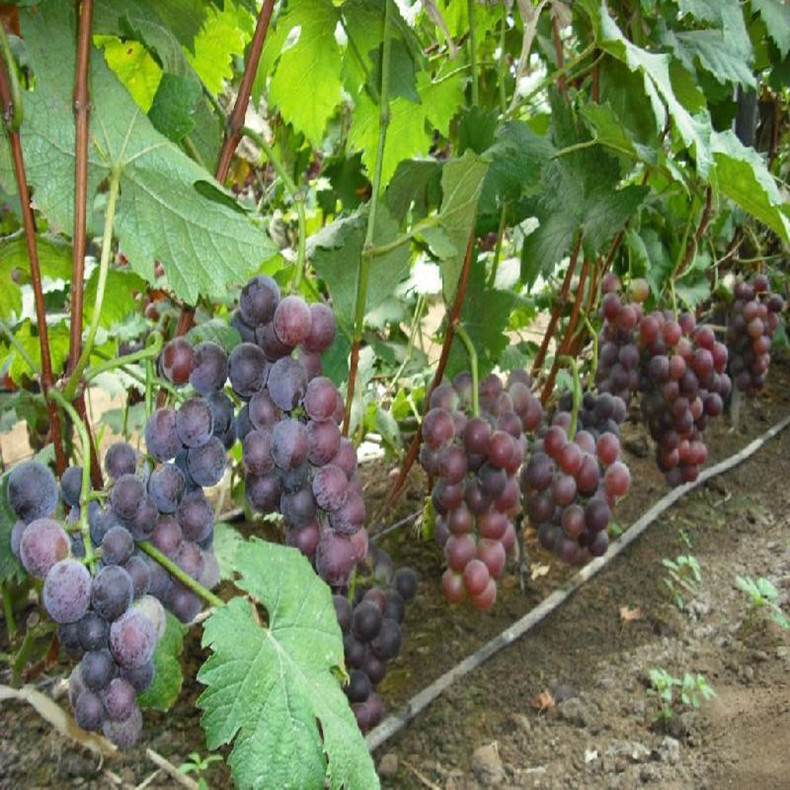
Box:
(619, 605), (644, 622)
(530, 563), (550, 581)
(530, 689), (556, 713)
(584, 748), (599, 763)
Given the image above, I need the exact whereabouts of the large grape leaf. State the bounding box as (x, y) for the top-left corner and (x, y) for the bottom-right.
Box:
(752, 0), (790, 57)
(7, 320), (70, 382)
(710, 130), (790, 242)
(0, 2), (275, 305)
(197, 539), (378, 790)
(663, 29), (755, 89)
(138, 612), (187, 712)
(597, 1), (713, 176)
(97, 37), (163, 112)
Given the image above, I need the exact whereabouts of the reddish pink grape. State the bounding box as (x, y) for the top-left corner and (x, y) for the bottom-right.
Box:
(604, 461), (631, 498)
(441, 569), (466, 603)
(423, 408), (455, 450)
(239, 275), (280, 325)
(302, 302), (336, 353)
(273, 295), (311, 347)
(160, 338), (193, 385)
(477, 539), (506, 578)
(19, 518), (69, 578)
(463, 559), (490, 596)
(445, 534), (476, 572)
(471, 579), (497, 611)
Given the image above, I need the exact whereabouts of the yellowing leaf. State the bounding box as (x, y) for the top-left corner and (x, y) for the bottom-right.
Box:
(96, 36), (162, 112)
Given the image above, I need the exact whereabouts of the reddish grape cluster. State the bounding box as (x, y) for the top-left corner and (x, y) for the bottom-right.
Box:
(8, 461), (163, 748)
(727, 274), (785, 395)
(229, 276), (367, 589)
(420, 372), (537, 609)
(523, 394), (630, 565)
(335, 563), (417, 733)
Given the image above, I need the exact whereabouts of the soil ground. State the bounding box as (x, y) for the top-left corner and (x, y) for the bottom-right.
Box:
(1, 360), (789, 789)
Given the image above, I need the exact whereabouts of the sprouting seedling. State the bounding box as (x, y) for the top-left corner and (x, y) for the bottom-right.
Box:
(736, 575), (790, 630)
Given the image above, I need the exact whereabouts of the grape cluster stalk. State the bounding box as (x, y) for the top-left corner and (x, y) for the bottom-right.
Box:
(727, 274), (785, 395)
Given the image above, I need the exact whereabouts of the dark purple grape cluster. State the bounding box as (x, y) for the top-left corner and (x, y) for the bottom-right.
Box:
(334, 563), (417, 733)
(228, 276), (366, 589)
(727, 274), (785, 395)
(523, 394), (630, 565)
(420, 371), (538, 609)
(636, 311), (730, 486)
(7, 460), (163, 748)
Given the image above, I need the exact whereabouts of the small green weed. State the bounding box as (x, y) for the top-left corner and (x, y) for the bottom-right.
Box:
(736, 575), (790, 631)
(662, 555), (701, 611)
(178, 752), (223, 790)
(646, 668), (715, 725)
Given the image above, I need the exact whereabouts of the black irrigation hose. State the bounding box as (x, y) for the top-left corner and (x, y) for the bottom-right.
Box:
(366, 413), (790, 752)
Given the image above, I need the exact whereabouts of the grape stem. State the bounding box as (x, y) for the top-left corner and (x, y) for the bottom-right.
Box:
(2, 585), (17, 642)
(558, 355), (581, 439)
(63, 167), (122, 402)
(46, 389), (96, 570)
(467, 0), (478, 106)
(11, 621), (53, 688)
(344, 0), (394, 436)
(455, 325), (479, 417)
(83, 331), (163, 383)
(138, 541), (224, 609)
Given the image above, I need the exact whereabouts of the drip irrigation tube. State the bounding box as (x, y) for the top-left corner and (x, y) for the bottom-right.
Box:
(366, 413), (790, 752)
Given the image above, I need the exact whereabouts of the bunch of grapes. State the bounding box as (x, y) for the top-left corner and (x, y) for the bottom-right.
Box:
(420, 372), (534, 609)
(7, 461), (163, 748)
(523, 393), (630, 565)
(726, 274), (785, 395)
(334, 565), (418, 733)
(636, 311), (730, 486)
(229, 276), (366, 590)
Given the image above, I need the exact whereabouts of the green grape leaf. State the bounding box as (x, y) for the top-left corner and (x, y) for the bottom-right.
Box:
(212, 521), (244, 581)
(8, 320), (70, 382)
(0, 235), (72, 321)
(675, 0), (752, 54)
(148, 74), (202, 142)
(267, 0), (343, 145)
(310, 206), (410, 333)
(187, 319), (242, 353)
(138, 612), (187, 712)
(97, 36), (163, 112)
(640, 228), (675, 296)
(3, 2), (276, 306)
(384, 159), (442, 226)
(580, 103), (638, 157)
(102, 0), (207, 52)
(458, 106), (499, 155)
(0, 474), (25, 584)
(445, 261), (515, 379)
(197, 539), (378, 790)
(663, 28), (756, 88)
(84, 268), (147, 329)
(433, 150), (491, 305)
(752, 0), (790, 57)
(598, 1), (713, 175)
(710, 130), (790, 241)
(369, 38), (420, 103)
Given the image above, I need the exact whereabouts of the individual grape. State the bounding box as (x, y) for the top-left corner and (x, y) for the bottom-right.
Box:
(352, 600), (383, 641)
(249, 390), (281, 430)
(245, 472), (282, 513)
(176, 397), (214, 448)
(312, 464), (348, 511)
(109, 609), (156, 668)
(8, 461), (58, 522)
(82, 648), (116, 691)
(363, 588), (388, 615)
(189, 341), (229, 394)
(315, 530), (357, 587)
(296, 347), (323, 380)
(281, 487), (318, 527)
(175, 541), (205, 579)
(370, 619), (402, 661)
(61, 465), (83, 508)
(110, 474), (145, 522)
(445, 534), (476, 573)
(330, 439), (358, 479)
(462, 559), (490, 597)
(151, 515), (184, 558)
(160, 338), (194, 385)
(267, 357), (308, 411)
(304, 377), (339, 423)
(91, 565), (134, 621)
(229, 342), (268, 398)
(146, 557), (172, 600)
(125, 494), (158, 541)
(123, 556), (151, 598)
(585, 498), (611, 532)
(477, 539), (506, 578)
(278, 461), (309, 493)
(121, 659), (154, 693)
(273, 295), (311, 347)
(346, 670), (372, 703)
(256, 322), (293, 360)
(239, 274), (280, 325)
(207, 391), (235, 437)
(42, 559), (91, 623)
(441, 569), (466, 604)
(148, 463), (186, 515)
(242, 429), (274, 476)
(422, 408), (455, 450)
(19, 518), (69, 578)
(145, 409), (181, 462)
(604, 461), (631, 498)
(186, 436), (227, 487)
(101, 526), (134, 566)
(271, 419), (308, 470)
(306, 419), (342, 466)
(103, 704), (142, 749)
(363, 652), (387, 687)
(333, 594), (353, 632)
(383, 590), (405, 624)
(101, 678), (139, 724)
(302, 303), (336, 353)
(472, 579), (498, 611)
(288, 521), (320, 556)
(133, 595), (168, 639)
(59, 621), (83, 655)
(74, 690), (106, 731)
(328, 492), (365, 534)
(78, 612), (109, 652)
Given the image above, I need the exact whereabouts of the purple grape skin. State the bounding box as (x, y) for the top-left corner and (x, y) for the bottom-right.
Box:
(42, 559), (92, 624)
(249, 390), (281, 429)
(8, 461), (58, 523)
(393, 567), (418, 601)
(59, 621), (83, 656)
(370, 618), (402, 660)
(10, 519), (26, 559)
(103, 704), (142, 749)
(273, 295), (312, 347)
(304, 376), (338, 422)
(105, 442), (137, 479)
(278, 461), (309, 493)
(302, 302), (336, 353)
(152, 515), (184, 558)
(198, 550), (221, 590)
(239, 274), (280, 326)
(207, 391), (234, 436)
(189, 342), (229, 394)
(110, 609), (157, 669)
(145, 408), (181, 462)
(271, 419), (309, 470)
(228, 342), (269, 398)
(296, 348), (323, 380)
(110, 474), (145, 522)
(78, 612), (109, 652)
(280, 487), (318, 527)
(101, 526), (135, 566)
(146, 557), (172, 600)
(121, 659), (154, 692)
(123, 556), (151, 598)
(101, 678), (138, 721)
(176, 397), (214, 448)
(330, 439), (358, 479)
(312, 464), (349, 511)
(74, 690), (106, 731)
(306, 419), (341, 466)
(267, 357), (308, 411)
(125, 494), (158, 541)
(315, 530), (357, 587)
(175, 541), (205, 579)
(328, 492), (365, 534)
(256, 322), (293, 360)
(148, 463), (186, 515)
(245, 472), (282, 513)
(242, 429), (274, 475)
(68, 665), (86, 707)
(19, 518), (69, 578)
(82, 648), (116, 691)
(352, 600), (382, 641)
(60, 465), (83, 508)
(176, 490), (214, 543)
(186, 436), (227, 487)
(91, 565), (134, 621)
(166, 585), (202, 623)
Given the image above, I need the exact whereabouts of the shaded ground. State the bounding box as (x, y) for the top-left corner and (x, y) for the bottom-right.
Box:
(0, 360), (788, 789)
